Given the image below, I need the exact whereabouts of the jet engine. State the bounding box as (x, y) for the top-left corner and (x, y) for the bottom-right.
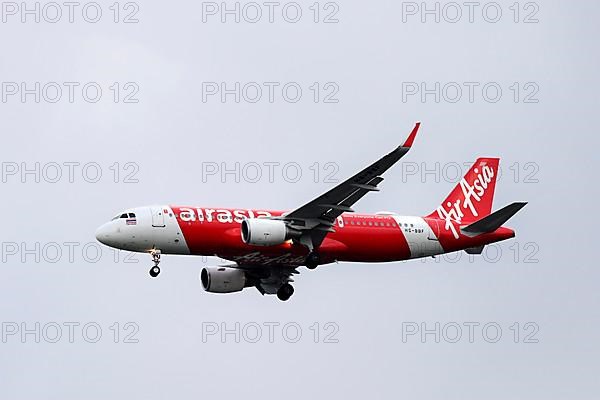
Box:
(200, 266), (247, 293)
(241, 218), (300, 246)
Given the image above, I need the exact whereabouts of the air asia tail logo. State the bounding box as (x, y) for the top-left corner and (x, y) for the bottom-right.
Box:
(436, 163), (495, 239)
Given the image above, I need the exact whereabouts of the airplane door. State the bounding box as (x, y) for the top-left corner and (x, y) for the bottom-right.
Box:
(152, 207), (166, 227)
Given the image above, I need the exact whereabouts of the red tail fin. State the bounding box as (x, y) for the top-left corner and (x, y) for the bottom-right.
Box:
(428, 158), (499, 223)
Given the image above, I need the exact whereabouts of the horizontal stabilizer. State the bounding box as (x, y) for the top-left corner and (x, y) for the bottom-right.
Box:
(460, 202), (527, 237)
(464, 245), (485, 255)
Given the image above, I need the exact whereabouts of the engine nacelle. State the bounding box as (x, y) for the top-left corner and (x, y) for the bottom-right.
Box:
(200, 266), (246, 293)
(241, 218), (299, 246)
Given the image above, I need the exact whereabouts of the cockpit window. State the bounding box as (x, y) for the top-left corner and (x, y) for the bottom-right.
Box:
(112, 212), (136, 220)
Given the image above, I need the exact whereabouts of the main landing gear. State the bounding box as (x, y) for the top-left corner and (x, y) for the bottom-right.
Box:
(149, 249), (161, 278)
(277, 283), (294, 301)
(305, 252), (320, 270)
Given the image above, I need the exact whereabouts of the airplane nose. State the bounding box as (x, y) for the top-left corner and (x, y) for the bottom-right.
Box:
(95, 223), (113, 246)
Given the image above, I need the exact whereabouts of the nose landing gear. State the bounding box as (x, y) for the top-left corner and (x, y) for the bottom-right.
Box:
(149, 249), (161, 278)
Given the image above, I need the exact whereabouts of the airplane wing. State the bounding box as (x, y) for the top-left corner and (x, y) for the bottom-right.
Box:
(280, 122), (421, 251)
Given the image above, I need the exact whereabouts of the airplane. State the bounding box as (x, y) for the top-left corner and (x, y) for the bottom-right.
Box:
(95, 123), (527, 301)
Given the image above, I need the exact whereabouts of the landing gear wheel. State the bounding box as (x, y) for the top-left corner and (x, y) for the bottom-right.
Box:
(305, 252), (320, 270)
(149, 249), (162, 278)
(277, 283), (294, 301)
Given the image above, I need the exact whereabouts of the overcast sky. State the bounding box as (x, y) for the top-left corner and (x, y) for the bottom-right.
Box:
(1, 1), (599, 399)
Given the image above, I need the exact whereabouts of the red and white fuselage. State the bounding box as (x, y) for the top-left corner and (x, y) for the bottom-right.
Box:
(96, 205), (515, 265)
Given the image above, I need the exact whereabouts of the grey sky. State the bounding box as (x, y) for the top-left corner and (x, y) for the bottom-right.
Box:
(1, 1), (599, 399)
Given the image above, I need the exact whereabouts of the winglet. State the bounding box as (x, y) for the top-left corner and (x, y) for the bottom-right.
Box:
(402, 122), (421, 148)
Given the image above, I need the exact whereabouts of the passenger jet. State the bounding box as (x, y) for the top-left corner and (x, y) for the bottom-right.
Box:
(95, 123), (526, 301)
